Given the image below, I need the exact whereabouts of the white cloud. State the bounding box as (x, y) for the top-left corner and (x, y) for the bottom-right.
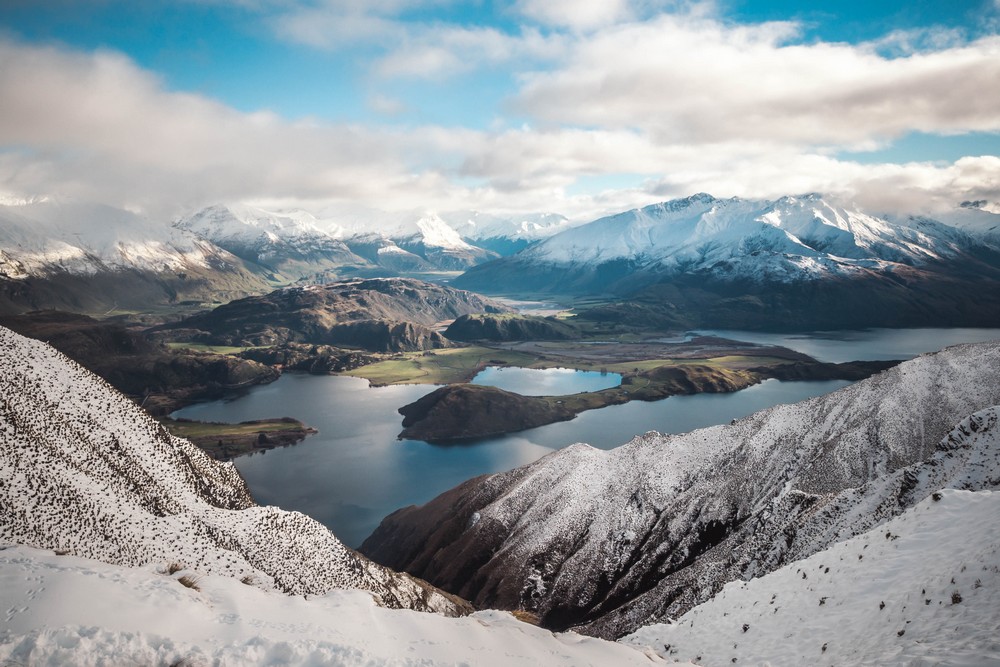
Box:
(515, 0), (631, 30)
(0, 20), (998, 227)
(514, 15), (1000, 146)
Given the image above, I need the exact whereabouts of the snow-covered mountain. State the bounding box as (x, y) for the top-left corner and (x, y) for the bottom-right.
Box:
(625, 486), (1000, 666)
(174, 204), (368, 279)
(361, 341), (1000, 639)
(455, 193), (1000, 329)
(0, 200), (272, 314)
(0, 325), (465, 614)
(440, 210), (575, 255)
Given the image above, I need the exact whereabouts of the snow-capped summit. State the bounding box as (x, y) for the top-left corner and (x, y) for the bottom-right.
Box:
(521, 193), (979, 277)
(454, 193), (1000, 329)
(175, 203), (368, 278)
(0, 199), (271, 313)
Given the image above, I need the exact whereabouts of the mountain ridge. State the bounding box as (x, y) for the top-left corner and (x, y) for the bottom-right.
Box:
(0, 325), (468, 615)
(360, 340), (1000, 638)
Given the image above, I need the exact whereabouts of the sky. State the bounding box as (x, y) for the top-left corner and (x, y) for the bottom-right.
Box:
(1, 0), (999, 221)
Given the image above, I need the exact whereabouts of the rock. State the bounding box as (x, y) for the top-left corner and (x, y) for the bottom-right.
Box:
(398, 385), (575, 442)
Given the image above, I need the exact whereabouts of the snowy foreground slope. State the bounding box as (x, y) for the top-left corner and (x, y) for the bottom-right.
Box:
(626, 487), (1000, 667)
(362, 342), (1000, 638)
(0, 547), (667, 667)
(0, 325), (463, 614)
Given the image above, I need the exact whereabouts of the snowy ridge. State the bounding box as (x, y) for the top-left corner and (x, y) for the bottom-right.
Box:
(625, 487), (1000, 666)
(0, 547), (668, 667)
(362, 341), (1000, 638)
(0, 326), (464, 615)
(174, 203), (366, 275)
(0, 200), (245, 278)
(524, 193), (995, 282)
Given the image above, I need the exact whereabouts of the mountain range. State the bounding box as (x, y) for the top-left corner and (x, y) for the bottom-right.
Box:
(456, 194), (1000, 329)
(4, 194), (999, 332)
(0, 199), (570, 315)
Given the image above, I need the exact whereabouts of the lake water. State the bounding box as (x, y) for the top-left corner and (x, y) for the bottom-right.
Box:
(173, 327), (1000, 547)
(696, 328), (1000, 363)
(471, 366), (622, 395)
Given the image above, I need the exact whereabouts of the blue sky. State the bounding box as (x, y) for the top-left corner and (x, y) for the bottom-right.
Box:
(0, 0), (998, 218)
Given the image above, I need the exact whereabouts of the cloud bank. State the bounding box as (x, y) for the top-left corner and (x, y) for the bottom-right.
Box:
(1, 3), (999, 221)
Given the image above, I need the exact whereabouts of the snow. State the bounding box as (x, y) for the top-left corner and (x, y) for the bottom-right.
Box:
(625, 488), (1000, 667)
(0, 325), (462, 615)
(0, 546), (670, 667)
(0, 199), (248, 279)
(523, 193), (998, 283)
(381, 341), (1000, 639)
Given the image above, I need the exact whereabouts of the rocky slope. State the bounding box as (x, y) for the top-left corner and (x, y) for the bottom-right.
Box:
(0, 310), (278, 414)
(156, 277), (512, 352)
(445, 313), (581, 342)
(398, 384), (576, 442)
(361, 341), (1000, 638)
(456, 194), (1000, 329)
(0, 325), (468, 615)
(0, 200), (273, 315)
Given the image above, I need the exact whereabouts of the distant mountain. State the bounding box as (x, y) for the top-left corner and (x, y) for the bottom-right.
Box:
(156, 277), (513, 352)
(454, 194), (1000, 330)
(0, 325), (468, 614)
(0, 200), (272, 315)
(440, 210), (575, 255)
(174, 204), (369, 280)
(361, 341), (1000, 638)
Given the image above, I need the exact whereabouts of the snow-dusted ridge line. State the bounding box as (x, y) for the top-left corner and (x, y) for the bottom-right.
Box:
(360, 340), (1000, 638)
(625, 486), (1000, 667)
(0, 325), (464, 616)
(524, 192), (998, 281)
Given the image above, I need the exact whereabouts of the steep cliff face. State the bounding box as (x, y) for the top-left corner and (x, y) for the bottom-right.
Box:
(0, 325), (469, 616)
(361, 341), (1000, 637)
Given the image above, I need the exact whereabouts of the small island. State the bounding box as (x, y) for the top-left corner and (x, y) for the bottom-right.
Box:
(159, 417), (318, 460)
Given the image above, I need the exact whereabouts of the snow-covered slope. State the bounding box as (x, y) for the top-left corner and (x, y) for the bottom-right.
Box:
(0, 200), (242, 277)
(0, 547), (669, 667)
(534, 193), (994, 273)
(456, 193), (1000, 285)
(0, 200), (271, 313)
(440, 210), (575, 254)
(455, 194), (1000, 329)
(361, 342), (1000, 638)
(0, 325), (464, 614)
(175, 204), (369, 279)
(626, 487), (1000, 667)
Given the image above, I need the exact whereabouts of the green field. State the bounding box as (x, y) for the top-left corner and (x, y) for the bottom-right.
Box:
(343, 346), (544, 385)
(165, 342), (258, 355)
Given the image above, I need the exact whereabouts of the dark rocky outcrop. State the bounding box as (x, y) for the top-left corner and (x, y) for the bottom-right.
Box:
(0, 310), (278, 415)
(238, 343), (376, 373)
(397, 384), (575, 442)
(444, 313), (580, 342)
(155, 277), (511, 352)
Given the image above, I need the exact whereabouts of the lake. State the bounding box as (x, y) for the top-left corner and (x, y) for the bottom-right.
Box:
(173, 327), (1000, 547)
(471, 366), (622, 395)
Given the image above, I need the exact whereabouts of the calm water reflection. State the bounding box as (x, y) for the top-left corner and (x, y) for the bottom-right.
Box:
(174, 327), (1000, 546)
(471, 366), (621, 395)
